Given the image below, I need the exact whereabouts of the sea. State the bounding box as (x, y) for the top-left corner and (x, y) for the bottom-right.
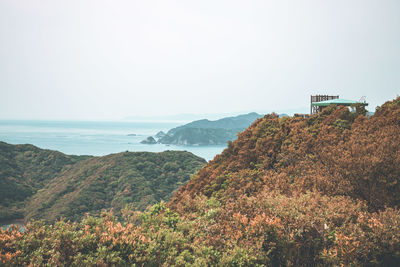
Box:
(0, 120), (227, 161)
(0, 120), (228, 230)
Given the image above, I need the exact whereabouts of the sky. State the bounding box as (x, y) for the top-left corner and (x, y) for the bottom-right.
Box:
(0, 0), (399, 120)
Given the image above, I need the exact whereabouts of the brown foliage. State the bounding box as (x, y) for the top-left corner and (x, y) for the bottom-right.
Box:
(170, 97), (400, 211)
(167, 97), (400, 265)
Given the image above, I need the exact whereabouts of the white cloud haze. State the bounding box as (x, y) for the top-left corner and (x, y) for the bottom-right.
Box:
(0, 0), (399, 120)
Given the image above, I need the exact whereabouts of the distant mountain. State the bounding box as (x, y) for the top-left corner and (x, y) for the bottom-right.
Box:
(0, 142), (205, 223)
(168, 112), (262, 133)
(124, 112), (258, 122)
(158, 112), (263, 146)
(155, 131), (167, 139)
(159, 128), (239, 146)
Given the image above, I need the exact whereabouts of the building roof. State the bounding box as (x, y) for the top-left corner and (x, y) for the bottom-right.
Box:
(311, 98), (368, 107)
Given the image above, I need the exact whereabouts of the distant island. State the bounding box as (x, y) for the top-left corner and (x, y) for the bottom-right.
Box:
(141, 112), (264, 146)
(140, 136), (157, 144)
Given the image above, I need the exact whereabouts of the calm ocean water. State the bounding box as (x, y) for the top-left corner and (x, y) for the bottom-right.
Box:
(0, 120), (227, 161)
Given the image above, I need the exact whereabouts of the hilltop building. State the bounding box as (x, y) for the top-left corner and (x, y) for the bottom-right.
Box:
(310, 95), (368, 115)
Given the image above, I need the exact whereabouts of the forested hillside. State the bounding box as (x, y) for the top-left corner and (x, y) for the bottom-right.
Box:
(26, 151), (205, 222)
(0, 143), (205, 223)
(0, 142), (89, 222)
(167, 98), (400, 265)
(171, 101), (400, 210)
(1, 98), (400, 266)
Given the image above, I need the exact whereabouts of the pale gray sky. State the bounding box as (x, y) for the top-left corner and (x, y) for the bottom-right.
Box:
(0, 0), (399, 120)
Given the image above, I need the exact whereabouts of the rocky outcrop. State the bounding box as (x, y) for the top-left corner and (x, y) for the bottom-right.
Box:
(140, 136), (157, 144)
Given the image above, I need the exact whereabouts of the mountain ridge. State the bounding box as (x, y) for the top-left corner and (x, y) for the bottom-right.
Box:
(157, 112), (263, 146)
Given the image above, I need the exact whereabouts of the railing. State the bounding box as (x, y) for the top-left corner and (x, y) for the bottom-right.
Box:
(310, 95), (339, 114)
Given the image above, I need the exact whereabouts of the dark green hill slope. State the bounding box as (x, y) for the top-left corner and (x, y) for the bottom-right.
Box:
(0, 142), (89, 222)
(0, 142), (205, 223)
(25, 151), (205, 222)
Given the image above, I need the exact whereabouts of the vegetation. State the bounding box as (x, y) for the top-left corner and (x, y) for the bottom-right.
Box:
(25, 151), (205, 222)
(171, 99), (400, 211)
(0, 142), (89, 222)
(1, 98), (400, 266)
(0, 144), (205, 223)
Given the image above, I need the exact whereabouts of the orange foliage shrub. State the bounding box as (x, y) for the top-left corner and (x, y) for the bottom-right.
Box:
(171, 97), (400, 211)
